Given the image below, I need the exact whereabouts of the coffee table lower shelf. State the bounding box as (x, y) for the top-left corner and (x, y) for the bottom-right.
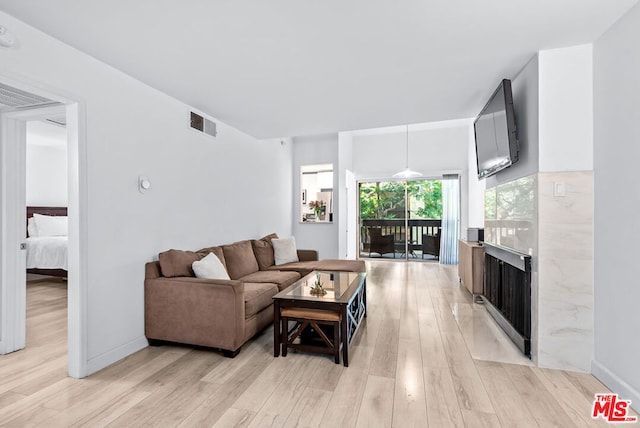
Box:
(281, 307), (342, 364)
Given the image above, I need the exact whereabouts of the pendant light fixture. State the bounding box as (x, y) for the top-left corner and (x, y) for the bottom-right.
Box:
(393, 124), (423, 178)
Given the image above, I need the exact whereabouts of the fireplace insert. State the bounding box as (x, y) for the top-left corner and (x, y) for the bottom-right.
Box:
(482, 242), (531, 357)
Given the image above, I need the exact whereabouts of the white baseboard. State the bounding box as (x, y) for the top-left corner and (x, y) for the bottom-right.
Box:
(85, 336), (148, 376)
(592, 359), (640, 413)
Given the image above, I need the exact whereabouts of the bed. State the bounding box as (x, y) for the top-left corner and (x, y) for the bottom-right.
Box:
(26, 206), (68, 278)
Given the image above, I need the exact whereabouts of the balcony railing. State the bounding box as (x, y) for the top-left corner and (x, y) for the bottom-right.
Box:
(361, 218), (442, 258)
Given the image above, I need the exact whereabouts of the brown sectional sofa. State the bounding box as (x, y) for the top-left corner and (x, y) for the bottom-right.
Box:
(144, 234), (365, 357)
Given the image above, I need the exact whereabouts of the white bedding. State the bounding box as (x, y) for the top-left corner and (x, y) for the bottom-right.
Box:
(26, 236), (68, 270)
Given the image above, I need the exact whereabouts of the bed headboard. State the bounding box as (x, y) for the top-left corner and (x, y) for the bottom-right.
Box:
(26, 206), (68, 236)
(27, 206), (68, 218)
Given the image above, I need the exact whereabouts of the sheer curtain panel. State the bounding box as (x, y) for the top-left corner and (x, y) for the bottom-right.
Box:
(440, 174), (460, 264)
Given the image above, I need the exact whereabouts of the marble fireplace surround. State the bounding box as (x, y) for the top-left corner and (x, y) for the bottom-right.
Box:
(484, 171), (594, 372)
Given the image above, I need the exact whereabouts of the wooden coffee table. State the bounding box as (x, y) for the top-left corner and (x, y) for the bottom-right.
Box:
(273, 270), (366, 366)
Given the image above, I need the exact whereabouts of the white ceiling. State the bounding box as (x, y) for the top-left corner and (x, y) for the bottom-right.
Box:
(0, 0), (637, 139)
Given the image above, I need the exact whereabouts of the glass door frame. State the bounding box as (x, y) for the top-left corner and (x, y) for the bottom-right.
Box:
(357, 176), (442, 261)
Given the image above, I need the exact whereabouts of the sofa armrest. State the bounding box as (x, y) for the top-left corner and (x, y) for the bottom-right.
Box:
(297, 249), (318, 262)
(145, 261), (162, 279)
(145, 277), (246, 351)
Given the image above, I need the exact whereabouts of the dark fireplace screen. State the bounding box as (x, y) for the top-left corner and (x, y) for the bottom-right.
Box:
(483, 243), (531, 357)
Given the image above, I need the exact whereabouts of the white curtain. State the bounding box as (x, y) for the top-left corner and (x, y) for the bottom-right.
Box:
(440, 174), (460, 264)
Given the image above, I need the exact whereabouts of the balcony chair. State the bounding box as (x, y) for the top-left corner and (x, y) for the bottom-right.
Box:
(369, 228), (395, 258)
(422, 230), (441, 259)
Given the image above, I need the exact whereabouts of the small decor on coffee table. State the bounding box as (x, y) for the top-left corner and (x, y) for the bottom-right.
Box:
(310, 273), (327, 296)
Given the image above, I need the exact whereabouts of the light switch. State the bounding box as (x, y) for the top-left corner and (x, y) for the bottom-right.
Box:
(553, 181), (566, 197)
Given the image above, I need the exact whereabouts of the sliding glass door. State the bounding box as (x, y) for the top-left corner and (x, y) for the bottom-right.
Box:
(359, 181), (406, 258)
(358, 179), (442, 260)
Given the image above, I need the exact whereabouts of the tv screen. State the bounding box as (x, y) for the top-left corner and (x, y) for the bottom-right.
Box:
(474, 79), (519, 179)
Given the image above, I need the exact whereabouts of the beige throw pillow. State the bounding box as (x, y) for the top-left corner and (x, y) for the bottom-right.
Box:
(192, 252), (230, 280)
(272, 237), (299, 265)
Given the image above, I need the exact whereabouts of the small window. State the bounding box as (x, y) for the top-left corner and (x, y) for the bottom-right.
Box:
(301, 164), (333, 223)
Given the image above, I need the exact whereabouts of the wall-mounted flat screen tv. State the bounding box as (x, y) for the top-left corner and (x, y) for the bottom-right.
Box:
(474, 79), (519, 179)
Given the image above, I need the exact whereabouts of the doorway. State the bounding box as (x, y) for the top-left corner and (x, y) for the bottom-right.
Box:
(25, 113), (69, 363)
(0, 80), (84, 377)
(358, 179), (443, 260)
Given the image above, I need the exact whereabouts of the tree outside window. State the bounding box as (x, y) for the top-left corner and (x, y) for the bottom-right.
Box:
(359, 180), (442, 220)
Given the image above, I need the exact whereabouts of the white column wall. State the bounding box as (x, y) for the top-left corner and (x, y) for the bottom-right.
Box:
(338, 132), (354, 259)
(539, 44), (594, 172)
(536, 44), (594, 372)
(292, 134), (340, 259)
(467, 123), (485, 228)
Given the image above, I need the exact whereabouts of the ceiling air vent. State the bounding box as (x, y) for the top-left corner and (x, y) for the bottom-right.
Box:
(0, 82), (56, 109)
(190, 111), (217, 138)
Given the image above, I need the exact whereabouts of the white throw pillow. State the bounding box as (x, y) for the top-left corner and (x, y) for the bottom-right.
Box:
(192, 252), (230, 280)
(272, 237), (299, 265)
(33, 214), (68, 237)
(27, 217), (38, 237)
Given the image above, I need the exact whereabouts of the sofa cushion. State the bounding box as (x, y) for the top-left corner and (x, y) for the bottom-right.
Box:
(222, 240), (260, 280)
(196, 246), (227, 269)
(251, 233), (279, 271)
(272, 237), (299, 265)
(244, 282), (279, 318)
(158, 249), (202, 277)
(267, 259), (366, 276)
(240, 270), (301, 291)
(192, 252), (230, 280)
(267, 261), (317, 278)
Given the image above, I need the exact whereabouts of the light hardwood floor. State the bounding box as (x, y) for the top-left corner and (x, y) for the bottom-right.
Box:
(1, 261), (634, 427)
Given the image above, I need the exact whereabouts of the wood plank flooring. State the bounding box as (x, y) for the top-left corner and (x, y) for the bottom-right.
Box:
(1, 261), (634, 427)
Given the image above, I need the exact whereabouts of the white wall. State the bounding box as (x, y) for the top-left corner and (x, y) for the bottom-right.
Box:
(1, 11), (293, 376)
(539, 44), (594, 172)
(337, 132), (354, 259)
(537, 170), (593, 372)
(292, 134), (339, 259)
(352, 122), (469, 178)
(466, 123), (485, 228)
(26, 121), (68, 206)
(593, 1), (640, 409)
(351, 121), (471, 233)
(536, 44), (594, 372)
(487, 55), (540, 188)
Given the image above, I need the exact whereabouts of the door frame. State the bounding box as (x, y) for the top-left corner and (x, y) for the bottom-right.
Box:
(0, 110), (28, 353)
(0, 75), (88, 378)
(355, 175), (446, 260)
